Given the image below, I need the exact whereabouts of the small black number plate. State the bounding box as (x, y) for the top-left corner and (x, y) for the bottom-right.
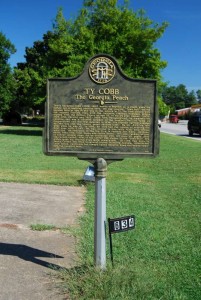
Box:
(108, 215), (135, 234)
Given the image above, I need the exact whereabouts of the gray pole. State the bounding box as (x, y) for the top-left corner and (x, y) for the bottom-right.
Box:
(94, 158), (107, 269)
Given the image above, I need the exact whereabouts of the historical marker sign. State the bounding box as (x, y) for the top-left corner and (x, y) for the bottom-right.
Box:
(43, 54), (159, 160)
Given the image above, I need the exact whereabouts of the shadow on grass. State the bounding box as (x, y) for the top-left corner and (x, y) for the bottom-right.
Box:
(77, 180), (95, 186)
(0, 125), (42, 136)
(177, 134), (201, 139)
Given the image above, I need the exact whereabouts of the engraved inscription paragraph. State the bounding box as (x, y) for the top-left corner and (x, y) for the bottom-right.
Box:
(52, 105), (150, 150)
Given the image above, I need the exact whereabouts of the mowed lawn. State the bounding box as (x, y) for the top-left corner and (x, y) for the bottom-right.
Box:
(0, 125), (200, 299)
(0, 125), (88, 185)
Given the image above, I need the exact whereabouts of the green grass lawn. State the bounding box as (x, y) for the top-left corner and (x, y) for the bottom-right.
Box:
(0, 125), (200, 299)
(0, 125), (88, 185)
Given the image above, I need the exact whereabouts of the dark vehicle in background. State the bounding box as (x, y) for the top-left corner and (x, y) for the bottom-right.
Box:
(188, 112), (201, 136)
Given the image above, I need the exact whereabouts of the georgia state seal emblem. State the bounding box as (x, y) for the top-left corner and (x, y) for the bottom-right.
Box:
(89, 56), (115, 84)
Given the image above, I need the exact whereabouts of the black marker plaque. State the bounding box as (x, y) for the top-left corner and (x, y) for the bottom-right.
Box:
(109, 215), (135, 234)
(43, 54), (159, 160)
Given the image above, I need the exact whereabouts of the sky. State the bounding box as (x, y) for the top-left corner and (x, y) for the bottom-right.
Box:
(0, 0), (201, 92)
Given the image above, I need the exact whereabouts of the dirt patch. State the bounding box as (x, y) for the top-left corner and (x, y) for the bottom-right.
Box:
(0, 223), (18, 229)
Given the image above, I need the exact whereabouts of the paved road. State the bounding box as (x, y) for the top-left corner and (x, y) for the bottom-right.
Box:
(0, 182), (85, 300)
(160, 120), (201, 141)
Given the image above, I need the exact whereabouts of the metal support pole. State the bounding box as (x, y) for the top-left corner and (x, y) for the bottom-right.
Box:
(94, 158), (107, 269)
(108, 218), (114, 266)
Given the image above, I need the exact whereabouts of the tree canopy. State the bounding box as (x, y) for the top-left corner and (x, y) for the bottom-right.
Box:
(161, 84), (197, 113)
(14, 0), (168, 111)
(0, 32), (16, 115)
(196, 90), (201, 104)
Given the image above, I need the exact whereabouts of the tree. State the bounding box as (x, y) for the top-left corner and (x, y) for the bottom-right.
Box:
(185, 90), (197, 107)
(15, 0), (168, 111)
(162, 84), (197, 112)
(196, 90), (201, 103)
(81, 0), (168, 80)
(158, 96), (169, 117)
(0, 32), (16, 115)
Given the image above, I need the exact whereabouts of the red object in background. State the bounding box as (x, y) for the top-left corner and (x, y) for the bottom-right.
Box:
(169, 115), (179, 123)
